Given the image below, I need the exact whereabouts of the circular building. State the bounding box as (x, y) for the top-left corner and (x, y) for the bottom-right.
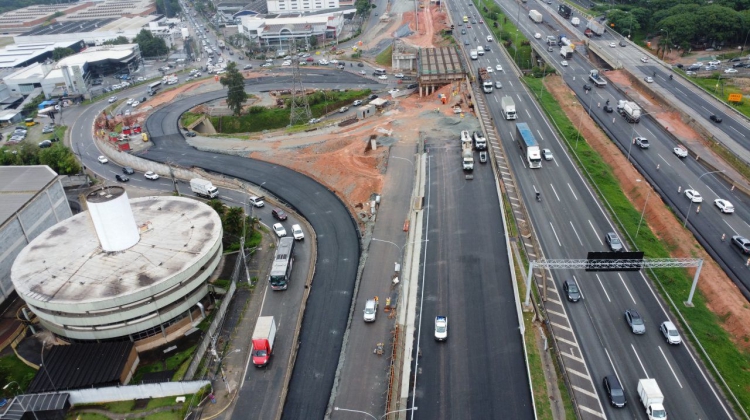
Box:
(11, 187), (222, 345)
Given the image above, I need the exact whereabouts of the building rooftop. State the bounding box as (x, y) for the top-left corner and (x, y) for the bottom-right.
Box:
(11, 195), (222, 306)
(54, 43), (138, 69)
(0, 4), (84, 30)
(0, 166), (59, 223)
(61, 0), (156, 20)
(21, 18), (117, 36)
(0, 41), (81, 69)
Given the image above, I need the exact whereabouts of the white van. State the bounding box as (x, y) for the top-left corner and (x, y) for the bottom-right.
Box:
(373, 68), (387, 76)
(477, 46), (485, 56)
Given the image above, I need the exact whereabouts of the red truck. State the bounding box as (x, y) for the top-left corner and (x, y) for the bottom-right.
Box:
(252, 316), (277, 367)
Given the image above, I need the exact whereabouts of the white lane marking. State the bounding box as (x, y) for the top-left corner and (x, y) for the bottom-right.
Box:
(631, 344), (649, 378)
(589, 220), (603, 245)
(618, 273), (636, 304)
(595, 274), (611, 302)
(567, 183), (578, 200)
(723, 219), (739, 235)
(549, 222), (562, 247)
(658, 346), (684, 388)
(570, 221), (583, 246)
(657, 154), (672, 167)
(550, 184), (561, 201)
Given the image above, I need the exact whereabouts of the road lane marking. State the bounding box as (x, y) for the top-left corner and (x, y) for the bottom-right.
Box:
(550, 222), (562, 247)
(657, 154), (671, 167)
(589, 220), (603, 245)
(595, 274), (611, 302)
(536, 129), (544, 142)
(618, 273), (637, 304)
(722, 219), (739, 235)
(657, 346), (684, 388)
(570, 221), (583, 246)
(631, 344), (649, 377)
(550, 184), (560, 201)
(567, 183), (578, 200)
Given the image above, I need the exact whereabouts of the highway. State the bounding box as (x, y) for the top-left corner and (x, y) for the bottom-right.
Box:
(447, 0), (736, 418)
(72, 73), (380, 419)
(412, 137), (534, 419)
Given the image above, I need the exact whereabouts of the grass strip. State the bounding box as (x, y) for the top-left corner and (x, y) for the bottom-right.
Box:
(375, 45), (393, 67)
(525, 76), (750, 415)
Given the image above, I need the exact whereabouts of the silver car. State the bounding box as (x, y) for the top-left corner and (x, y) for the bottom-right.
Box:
(660, 321), (681, 345)
(363, 299), (378, 322)
(625, 309), (646, 334)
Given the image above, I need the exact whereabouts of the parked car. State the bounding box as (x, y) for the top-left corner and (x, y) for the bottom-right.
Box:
(38, 140), (52, 148)
(363, 299), (378, 322)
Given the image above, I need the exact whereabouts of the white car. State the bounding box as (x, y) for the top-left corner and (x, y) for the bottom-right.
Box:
(378, 74), (388, 80)
(673, 146), (688, 158)
(126, 98), (134, 105)
(534, 33), (541, 39)
(394, 73), (404, 78)
(561, 60), (568, 67)
(388, 88), (400, 95)
(339, 106), (349, 113)
(495, 64), (503, 71)
(684, 189), (703, 203)
(542, 148), (553, 160)
(359, 70), (366, 75)
(714, 199), (734, 213)
(486, 35), (493, 42)
(644, 76), (654, 83)
(724, 68), (738, 74)
(330, 59), (339, 64)
(434, 316), (448, 341)
(124, 110), (131, 116)
(97, 155), (108, 164)
(708, 60), (721, 66)
(144, 171), (160, 180)
(660, 321), (682, 345)
(486, 66), (493, 73)
(640, 56), (649, 63)
(292, 224), (305, 240)
(108, 96), (118, 103)
(282, 60), (291, 66)
(272, 223), (287, 237)
(353, 100), (363, 106)
(609, 42), (616, 48)
(132, 101), (140, 107)
(136, 76), (146, 82)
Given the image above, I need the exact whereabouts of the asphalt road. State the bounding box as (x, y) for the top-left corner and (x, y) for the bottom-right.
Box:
(447, 0), (735, 418)
(412, 140), (534, 419)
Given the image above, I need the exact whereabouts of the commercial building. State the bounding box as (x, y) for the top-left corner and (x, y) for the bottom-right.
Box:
(14, 16), (160, 47)
(266, 0), (340, 14)
(239, 12), (344, 48)
(0, 166), (73, 306)
(11, 187), (223, 349)
(0, 40), (84, 70)
(0, 3), (90, 34)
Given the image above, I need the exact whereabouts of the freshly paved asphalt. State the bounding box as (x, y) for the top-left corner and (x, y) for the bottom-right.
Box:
(141, 73), (380, 419)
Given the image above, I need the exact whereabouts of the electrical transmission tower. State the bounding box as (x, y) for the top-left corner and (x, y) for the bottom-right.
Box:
(288, 45), (312, 126)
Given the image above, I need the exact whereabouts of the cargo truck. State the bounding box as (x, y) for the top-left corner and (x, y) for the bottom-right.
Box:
(558, 4), (571, 19)
(529, 10), (543, 23)
(461, 130), (474, 171)
(478, 68), (493, 93)
(587, 19), (605, 36)
(252, 316), (277, 367)
(190, 178), (219, 198)
(637, 379), (667, 420)
(560, 46), (574, 59)
(218, 40), (225, 50)
(501, 96), (517, 120)
(546, 35), (557, 46)
(589, 69), (608, 87)
(617, 100), (642, 123)
(517, 122), (542, 168)
(473, 131), (487, 150)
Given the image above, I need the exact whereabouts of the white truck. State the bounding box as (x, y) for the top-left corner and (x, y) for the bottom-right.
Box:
(637, 379), (667, 420)
(181, 27), (190, 40)
(589, 69), (608, 87)
(587, 19), (606, 36)
(473, 131), (487, 150)
(470, 49), (478, 60)
(461, 130), (474, 171)
(190, 178), (219, 198)
(618, 100), (642, 123)
(529, 10), (543, 23)
(560, 45), (574, 59)
(571, 17), (580, 26)
(501, 96), (517, 120)
(477, 46), (485, 56)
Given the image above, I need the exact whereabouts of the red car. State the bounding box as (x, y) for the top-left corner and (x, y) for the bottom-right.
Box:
(479, 19), (484, 23)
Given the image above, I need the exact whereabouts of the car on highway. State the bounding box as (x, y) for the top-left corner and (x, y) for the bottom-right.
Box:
(261, 63), (272, 67)
(644, 76), (654, 83)
(619, 40), (627, 47)
(339, 106), (349, 113)
(244, 64), (253, 69)
(708, 59), (721, 66)
(673, 146), (688, 158)
(132, 101), (140, 107)
(394, 73), (404, 78)
(144, 171), (160, 180)
(602, 375), (626, 408)
(624, 309), (646, 334)
(292, 224), (305, 240)
(377, 75), (388, 80)
(97, 156), (108, 164)
(272, 223), (287, 238)
(122, 167), (135, 175)
(248, 196), (265, 207)
(126, 98), (134, 105)
(640, 56), (649, 63)
(272, 207), (288, 221)
(363, 298), (378, 322)
(635, 136), (649, 148)
(115, 174), (129, 182)
(479, 151), (487, 163)
(434, 316), (448, 341)
(534, 33), (541, 39)
(583, 84), (592, 91)
(684, 189), (703, 203)
(603, 104), (613, 113)
(709, 114), (723, 123)
(486, 35), (493, 42)
(563, 280), (580, 302)
(561, 60), (568, 67)
(495, 80), (502, 89)
(605, 232), (623, 252)
(108, 96), (118, 103)
(486, 66), (493, 73)
(732, 235), (750, 254)
(609, 42), (616, 48)
(461, 29), (467, 34)
(542, 149), (553, 160)
(495, 64), (503, 71)
(724, 68), (738, 74)
(353, 100), (363, 106)
(714, 199), (734, 214)
(660, 321), (682, 345)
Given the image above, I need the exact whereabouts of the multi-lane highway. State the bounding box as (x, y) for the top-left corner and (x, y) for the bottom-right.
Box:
(444, 0), (736, 417)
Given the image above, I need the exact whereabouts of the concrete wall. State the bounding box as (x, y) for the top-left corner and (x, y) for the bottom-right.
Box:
(67, 380), (210, 405)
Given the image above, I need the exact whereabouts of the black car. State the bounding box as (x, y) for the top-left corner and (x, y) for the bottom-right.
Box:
(733, 62), (746, 68)
(603, 375), (626, 408)
(730, 57), (741, 62)
(122, 167), (135, 175)
(185, 131), (197, 137)
(583, 84), (592, 91)
(563, 280), (581, 302)
(406, 83), (418, 89)
(710, 114), (723, 123)
(38, 140), (52, 148)
(115, 174), (130, 182)
(368, 94), (378, 100)
(357, 62), (364, 67)
(484, 45), (491, 52)
(675, 63), (684, 68)
(603, 105), (613, 113)
(272, 207), (288, 221)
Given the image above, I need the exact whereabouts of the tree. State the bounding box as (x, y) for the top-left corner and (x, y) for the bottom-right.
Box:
(220, 62), (248, 116)
(134, 29), (169, 57)
(104, 36), (129, 45)
(309, 35), (318, 49)
(224, 207), (244, 237)
(156, 0), (180, 17)
(52, 47), (75, 60)
(355, 0), (371, 16)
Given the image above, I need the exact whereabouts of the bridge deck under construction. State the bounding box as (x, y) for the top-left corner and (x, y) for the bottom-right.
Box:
(417, 47), (466, 86)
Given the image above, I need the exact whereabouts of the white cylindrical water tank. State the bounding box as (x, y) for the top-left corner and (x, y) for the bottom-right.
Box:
(85, 186), (139, 252)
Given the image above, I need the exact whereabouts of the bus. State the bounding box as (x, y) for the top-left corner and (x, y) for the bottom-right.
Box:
(148, 81), (161, 95)
(516, 123), (542, 168)
(269, 237), (295, 290)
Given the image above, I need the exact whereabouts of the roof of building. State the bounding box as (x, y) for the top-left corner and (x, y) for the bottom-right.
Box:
(11, 195), (222, 306)
(0, 41), (81, 69)
(2, 61), (50, 81)
(0, 166), (59, 224)
(22, 18), (117, 36)
(61, 0), (156, 21)
(57, 44), (138, 68)
(0, 4), (82, 29)
(0, 393), (70, 419)
(28, 342), (134, 393)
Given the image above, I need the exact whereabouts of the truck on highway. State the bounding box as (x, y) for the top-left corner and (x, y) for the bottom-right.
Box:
(470, 49), (478, 60)
(589, 69), (608, 87)
(477, 46), (485, 56)
(558, 4), (572, 19)
(501, 96), (517, 120)
(190, 178), (219, 198)
(617, 100), (642, 123)
(218, 40), (225, 50)
(461, 130), (474, 171)
(546, 35), (557, 46)
(478, 68), (493, 93)
(473, 131), (487, 150)
(516, 122), (542, 168)
(637, 379), (667, 420)
(181, 27), (189, 40)
(587, 19), (605, 36)
(252, 316), (277, 367)
(560, 46), (574, 59)
(571, 17), (580, 26)
(529, 10), (543, 23)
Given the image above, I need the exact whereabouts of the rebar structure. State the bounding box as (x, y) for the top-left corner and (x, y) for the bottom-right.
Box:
(289, 48), (312, 126)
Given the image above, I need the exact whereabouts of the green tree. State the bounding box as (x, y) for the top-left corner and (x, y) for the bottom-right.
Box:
(224, 207), (244, 237)
(39, 144), (80, 175)
(135, 29), (169, 57)
(207, 199), (226, 219)
(219, 62), (248, 116)
(156, 0), (180, 17)
(355, 0), (371, 16)
(104, 36), (130, 45)
(52, 47), (75, 60)
(309, 35), (318, 49)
